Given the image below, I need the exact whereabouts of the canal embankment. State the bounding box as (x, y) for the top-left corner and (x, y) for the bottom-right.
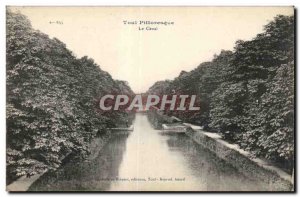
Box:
(6, 127), (132, 192)
(183, 123), (294, 191)
(149, 110), (294, 191)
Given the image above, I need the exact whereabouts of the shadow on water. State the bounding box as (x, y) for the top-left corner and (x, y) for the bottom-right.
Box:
(30, 113), (271, 191)
(149, 114), (268, 191)
(29, 133), (130, 191)
(163, 133), (266, 191)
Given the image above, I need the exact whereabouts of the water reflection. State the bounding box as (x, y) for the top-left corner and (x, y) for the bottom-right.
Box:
(30, 113), (268, 191)
(164, 133), (265, 191)
(29, 133), (129, 191)
(110, 114), (265, 191)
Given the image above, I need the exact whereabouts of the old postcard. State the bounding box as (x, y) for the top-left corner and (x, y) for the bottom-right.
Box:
(6, 6), (295, 192)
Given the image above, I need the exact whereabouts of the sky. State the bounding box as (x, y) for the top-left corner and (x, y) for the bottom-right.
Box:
(11, 6), (294, 93)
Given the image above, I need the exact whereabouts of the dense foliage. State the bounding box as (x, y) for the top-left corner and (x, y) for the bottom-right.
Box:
(6, 10), (134, 182)
(147, 15), (294, 170)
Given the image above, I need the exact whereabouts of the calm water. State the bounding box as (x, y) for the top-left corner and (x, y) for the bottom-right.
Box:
(30, 113), (268, 191)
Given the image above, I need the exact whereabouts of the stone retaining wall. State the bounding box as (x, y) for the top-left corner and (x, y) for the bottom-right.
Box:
(185, 127), (294, 191)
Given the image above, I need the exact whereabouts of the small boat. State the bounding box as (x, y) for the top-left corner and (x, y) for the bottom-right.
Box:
(109, 125), (134, 131)
(162, 123), (188, 133)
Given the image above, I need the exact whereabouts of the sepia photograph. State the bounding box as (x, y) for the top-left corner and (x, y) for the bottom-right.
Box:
(5, 6), (295, 192)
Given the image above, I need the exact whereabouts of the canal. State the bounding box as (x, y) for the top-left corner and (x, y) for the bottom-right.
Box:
(29, 113), (268, 191)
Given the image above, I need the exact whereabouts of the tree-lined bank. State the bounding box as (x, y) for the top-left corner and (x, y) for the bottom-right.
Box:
(6, 10), (134, 183)
(147, 15), (294, 171)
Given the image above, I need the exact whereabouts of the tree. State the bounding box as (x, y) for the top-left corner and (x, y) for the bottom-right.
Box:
(147, 15), (294, 170)
(6, 10), (134, 183)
